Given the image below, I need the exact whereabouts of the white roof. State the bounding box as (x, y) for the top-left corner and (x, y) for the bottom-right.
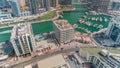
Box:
(112, 0), (120, 2)
(38, 54), (67, 68)
(0, 55), (8, 61)
(24, 65), (32, 68)
(100, 49), (109, 56)
(115, 16), (120, 21)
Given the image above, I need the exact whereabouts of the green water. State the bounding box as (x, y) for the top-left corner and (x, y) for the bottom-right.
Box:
(32, 4), (88, 35)
(32, 4), (110, 35)
(60, 4), (88, 25)
(0, 3), (111, 43)
(72, 0), (79, 4)
(0, 27), (13, 32)
(32, 21), (53, 34)
(0, 27), (13, 43)
(76, 14), (111, 33)
(0, 33), (11, 43)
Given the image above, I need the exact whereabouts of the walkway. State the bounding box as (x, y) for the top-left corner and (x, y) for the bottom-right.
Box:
(110, 53), (120, 57)
(0, 30), (12, 34)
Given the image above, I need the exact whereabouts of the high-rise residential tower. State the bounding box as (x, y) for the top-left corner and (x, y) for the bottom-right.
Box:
(88, 0), (110, 12)
(11, 23), (35, 56)
(7, 0), (21, 16)
(53, 20), (74, 44)
(0, 0), (7, 8)
(106, 16), (120, 45)
(18, 0), (26, 7)
(58, 0), (72, 5)
(42, 0), (51, 11)
(29, 0), (39, 14)
(39, 0), (44, 8)
(50, 0), (59, 8)
(111, 0), (120, 11)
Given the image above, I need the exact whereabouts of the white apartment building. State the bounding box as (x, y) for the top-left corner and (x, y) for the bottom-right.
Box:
(53, 20), (74, 44)
(10, 23), (35, 56)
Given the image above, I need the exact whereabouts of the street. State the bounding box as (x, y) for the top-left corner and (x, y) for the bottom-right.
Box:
(9, 47), (79, 68)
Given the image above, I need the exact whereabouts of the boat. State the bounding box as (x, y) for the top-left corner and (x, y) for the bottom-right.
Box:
(104, 18), (108, 22)
(100, 17), (102, 22)
(59, 15), (63, 18)
(79, 19), (83, 23)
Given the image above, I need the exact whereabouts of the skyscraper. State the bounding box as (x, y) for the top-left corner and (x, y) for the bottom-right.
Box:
(7, 0), (21, 16)
(112, 1), (120, 11)
(39, 0), (44, 8)
(50, 0), (59, 8)
(29, 0), (39, 14)
(0, 0), (6, 8)
(42, 0), (51, 11)
(53, 20), (74, 44)
(108, 0), (120, 16)
(106, 16), (120, 45)
(11, 24), (35, 56)
(59, 0), (72, 5)
(88, 0), (110, 12)
(18, 0), (26, 7)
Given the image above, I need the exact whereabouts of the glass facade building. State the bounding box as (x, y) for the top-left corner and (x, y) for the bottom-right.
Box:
(110, 24), (120, 42)
(11, 24), (35, 56)
(88, 0), (110, 12)
(7, 0), (20, 16)
(112, 2), (120, 11)
(50, 0), (57, 8)
(106, 16), (120, 45)
(39, 0), (44, 8)
(42, 0), (51, 11)
(0, 0), (6, 8)
(58, 0), (72, 5)
(29, 0), (39, 14)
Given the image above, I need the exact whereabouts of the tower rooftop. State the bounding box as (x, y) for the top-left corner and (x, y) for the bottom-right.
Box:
(53, 20), (73, 31)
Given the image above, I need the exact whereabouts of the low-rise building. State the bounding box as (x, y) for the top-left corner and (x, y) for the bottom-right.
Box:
(80, 47), (120, 68)
(20, 11), (31, 17)
(0, 13), (12, 20)
(0, 12), (13, 24)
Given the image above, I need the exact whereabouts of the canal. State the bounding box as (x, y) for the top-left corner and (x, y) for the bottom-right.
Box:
(32, 4), (110, 35)
(0, 3), (111, 43)
(32, 4), (88, 35)
(0, 27), (13, 43)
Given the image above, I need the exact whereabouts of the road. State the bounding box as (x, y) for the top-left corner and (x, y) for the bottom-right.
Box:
(9, 47), (79, 68)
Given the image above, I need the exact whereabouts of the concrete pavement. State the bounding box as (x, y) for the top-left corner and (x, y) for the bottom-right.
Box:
(9, 47), (79, 68)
